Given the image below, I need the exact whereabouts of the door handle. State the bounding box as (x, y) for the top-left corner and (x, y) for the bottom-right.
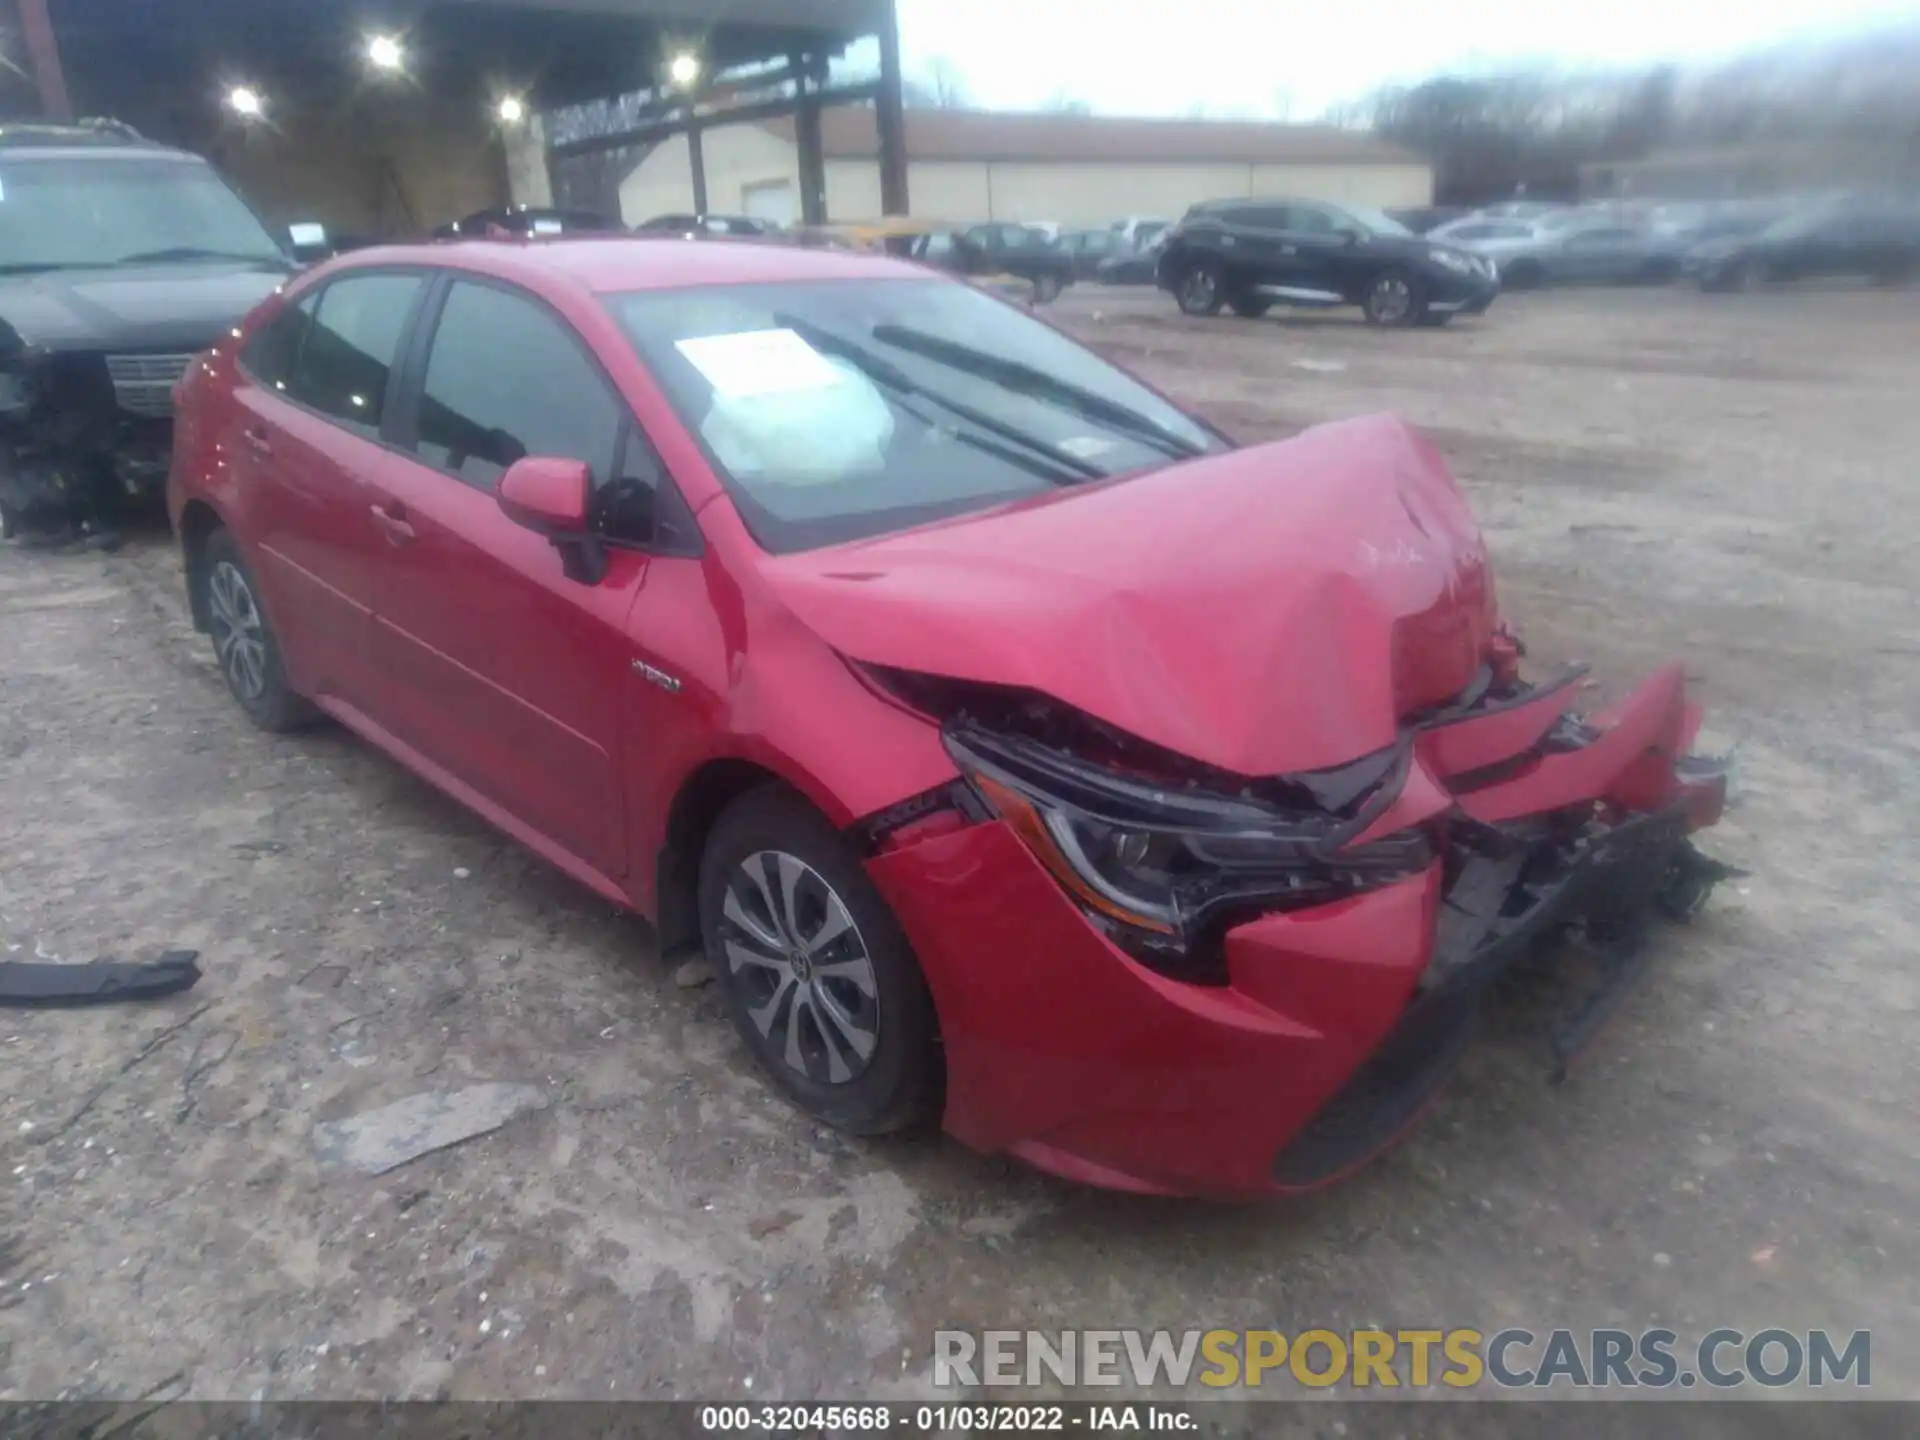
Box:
(242, 427), (273, 457)
(369, 503), (416, 545)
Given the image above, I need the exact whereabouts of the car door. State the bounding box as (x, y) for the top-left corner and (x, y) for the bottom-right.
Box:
(1272, 203), (1354, 299)
(1208, 203), (1293, 293)
(227, 270), (429, 715)
(365, 276), (650, 880)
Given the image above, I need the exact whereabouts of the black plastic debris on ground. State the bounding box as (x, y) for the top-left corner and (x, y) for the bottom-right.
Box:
(0, 950), (201, 1008)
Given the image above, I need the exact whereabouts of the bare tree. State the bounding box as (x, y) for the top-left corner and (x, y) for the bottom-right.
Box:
(911, 57), (970, 110)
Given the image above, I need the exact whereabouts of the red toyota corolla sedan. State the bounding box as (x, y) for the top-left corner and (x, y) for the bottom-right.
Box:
(168, 237), (1729, 1197)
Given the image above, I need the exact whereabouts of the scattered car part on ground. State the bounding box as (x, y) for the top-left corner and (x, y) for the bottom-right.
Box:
(169, 238), (1728, 1197)
(312, 1083), (550, 1175)
(0, 949), (201, 1007)
(1157, 197), (1499, 326)
(0, 120), (295, 543)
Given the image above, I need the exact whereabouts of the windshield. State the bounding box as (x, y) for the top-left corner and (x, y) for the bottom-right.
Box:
(608, 278), (1223, 553)
(1340, 205), (1414, 238)
(0, 156), (285, 273)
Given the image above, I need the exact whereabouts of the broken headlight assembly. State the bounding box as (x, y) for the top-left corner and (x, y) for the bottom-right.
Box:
(944, 720), (1435, 983)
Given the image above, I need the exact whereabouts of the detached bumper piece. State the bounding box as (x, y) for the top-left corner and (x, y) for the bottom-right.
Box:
(0, 949), (202, 1008)
(1272, 792), (1730, 1189)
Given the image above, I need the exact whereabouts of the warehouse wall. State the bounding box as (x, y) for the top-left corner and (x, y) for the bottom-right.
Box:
(619, 123), (1433, 226)
(621, 124), (802, 221)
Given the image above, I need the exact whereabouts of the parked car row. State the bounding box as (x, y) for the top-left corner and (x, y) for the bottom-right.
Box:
(1428, 193), (1920, 293)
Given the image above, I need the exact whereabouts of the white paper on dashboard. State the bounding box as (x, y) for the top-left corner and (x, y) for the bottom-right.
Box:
(675, 327), (850, 399)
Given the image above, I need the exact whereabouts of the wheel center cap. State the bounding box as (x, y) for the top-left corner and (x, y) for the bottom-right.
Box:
(789, 950), (813, 982)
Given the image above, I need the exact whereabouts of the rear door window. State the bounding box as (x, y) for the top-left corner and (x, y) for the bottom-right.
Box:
(286, 272), (425, 435)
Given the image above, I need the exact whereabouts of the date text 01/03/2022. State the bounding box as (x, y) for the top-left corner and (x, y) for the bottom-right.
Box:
(698, 1403), (1197, 1431)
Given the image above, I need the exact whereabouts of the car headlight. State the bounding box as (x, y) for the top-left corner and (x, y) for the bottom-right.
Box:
(1429, 248), (1475, 275)
(945, 722), (1432, 981)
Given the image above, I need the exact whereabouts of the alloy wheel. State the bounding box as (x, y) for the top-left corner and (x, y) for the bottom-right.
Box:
(1370, 275), (1413, 324)
(719, 850), (880, 1085)
(1182, 269), (1217, 312)
(207, 560), (268, 702)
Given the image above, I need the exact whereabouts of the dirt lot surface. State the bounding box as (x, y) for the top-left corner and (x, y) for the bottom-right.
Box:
(1, 285), (1915, 1412)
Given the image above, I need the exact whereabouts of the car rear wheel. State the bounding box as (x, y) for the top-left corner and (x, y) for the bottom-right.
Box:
(1175, 261), (1225, 316)
(200, 529), (316, 732)
(1031, 273), (1063, 304)
(1227, 295), (1271, 318)
(699, 788), (941, 1135)
(1362, 269), (1425, 327)
(1736, 258), (1768, 292)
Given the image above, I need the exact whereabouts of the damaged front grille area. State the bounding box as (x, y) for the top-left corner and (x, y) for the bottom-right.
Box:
(104, 353), (194, 418)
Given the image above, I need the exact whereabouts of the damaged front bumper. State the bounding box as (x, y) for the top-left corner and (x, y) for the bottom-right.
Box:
(0, 349), (176, 535)
(864, 660), (1732, 1198)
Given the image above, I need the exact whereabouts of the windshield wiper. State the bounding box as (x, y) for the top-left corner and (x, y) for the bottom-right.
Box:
(115, 247), (285, 266)
(771, 313), (1103, 486)
(870, 323), (1208, 461)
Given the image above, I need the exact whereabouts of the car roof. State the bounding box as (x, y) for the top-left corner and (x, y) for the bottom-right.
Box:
(319, 235), (929, 295)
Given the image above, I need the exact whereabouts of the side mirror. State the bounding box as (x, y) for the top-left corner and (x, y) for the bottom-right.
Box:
(498, 456), (606, 583)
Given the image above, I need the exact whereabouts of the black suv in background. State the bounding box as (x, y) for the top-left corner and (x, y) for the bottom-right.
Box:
(0, 119), (295, 541)
(1156, 198), (1499, 327)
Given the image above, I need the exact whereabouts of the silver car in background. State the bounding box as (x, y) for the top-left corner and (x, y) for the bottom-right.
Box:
(1428, 215), (1684, 289)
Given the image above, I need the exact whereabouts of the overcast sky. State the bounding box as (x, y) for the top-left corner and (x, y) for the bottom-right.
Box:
(888, 0), (1920, 118)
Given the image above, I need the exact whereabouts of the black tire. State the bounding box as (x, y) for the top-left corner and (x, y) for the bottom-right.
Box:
(1735, 258), (1768, 293)
(1175, 260), (1225, 316)
(699, 787), (941, 1135)
(1362, 268), (1426, 327)
(1227, 295), (1272, 318)
(1031, 272), (1063, 304)
(199, 528), (316, 732)
(1502, 260), (1545, 292)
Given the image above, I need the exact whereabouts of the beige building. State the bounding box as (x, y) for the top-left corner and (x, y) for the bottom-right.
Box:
(619, 110), (1432, 227)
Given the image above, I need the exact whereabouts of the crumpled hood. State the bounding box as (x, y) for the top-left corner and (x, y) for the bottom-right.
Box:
(763, 414), (1498, 776)
(0, 262), (289, 353)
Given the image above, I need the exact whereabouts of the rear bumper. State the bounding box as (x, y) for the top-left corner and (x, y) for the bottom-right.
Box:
(865, 663), (1727, 1198)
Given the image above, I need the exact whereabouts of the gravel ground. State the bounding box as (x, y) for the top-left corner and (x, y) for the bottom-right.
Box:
(0, 283), (1914, 1409)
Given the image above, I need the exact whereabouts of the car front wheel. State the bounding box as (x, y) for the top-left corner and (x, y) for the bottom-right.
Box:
(699, 788), (941, 1135)
(1362, 269), (1425, 327)
(200, 528), (315, 732)
(1176, 261), (1225, 316)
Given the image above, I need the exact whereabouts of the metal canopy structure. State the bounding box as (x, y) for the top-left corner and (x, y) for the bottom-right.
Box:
(8, 0), (909, 223)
